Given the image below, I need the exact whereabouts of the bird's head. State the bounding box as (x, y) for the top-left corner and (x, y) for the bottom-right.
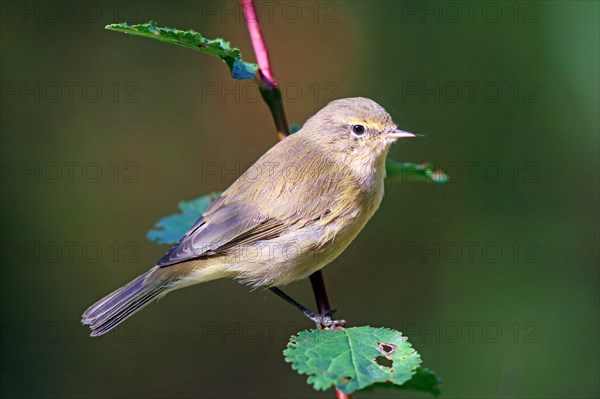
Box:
(300, 97), (415, 170)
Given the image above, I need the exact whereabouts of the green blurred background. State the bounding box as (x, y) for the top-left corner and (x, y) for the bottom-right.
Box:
(1, 1), (598, 398)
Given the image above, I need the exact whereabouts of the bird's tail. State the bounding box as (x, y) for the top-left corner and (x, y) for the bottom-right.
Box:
(82, 262), (227, 337)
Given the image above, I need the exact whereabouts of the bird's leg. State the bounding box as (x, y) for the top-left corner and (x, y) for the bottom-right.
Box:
(269, 287), (345, 328)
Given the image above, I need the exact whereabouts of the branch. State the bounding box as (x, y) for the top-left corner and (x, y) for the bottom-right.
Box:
(241, 0), (290, 140)
(240, 0), (277, 88)
(309, 272), (332, 316)
(241, 2), (349, 398)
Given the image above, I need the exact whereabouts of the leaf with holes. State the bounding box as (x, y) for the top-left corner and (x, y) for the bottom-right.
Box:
(386, 159), (448, 183)
(105, 21), (258, 80)
(284, 327), (422, 394)
(147, 192), (222, 244)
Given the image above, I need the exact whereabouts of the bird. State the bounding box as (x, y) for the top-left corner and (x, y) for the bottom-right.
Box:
(82, 97), (415, 336)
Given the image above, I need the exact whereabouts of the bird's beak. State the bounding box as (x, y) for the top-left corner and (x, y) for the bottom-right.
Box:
(386, 129), (416, 139)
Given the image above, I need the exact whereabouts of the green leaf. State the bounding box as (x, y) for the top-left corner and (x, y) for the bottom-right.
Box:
(367, 367), (442, 396)
(105, 21), (258, 80)
(386, 159), (448, 183)
(398, 367), (442, 396)
(147, 192), (221, 244)
(284, 327), (422, 394)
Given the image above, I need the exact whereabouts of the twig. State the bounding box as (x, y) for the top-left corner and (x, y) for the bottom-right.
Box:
(240, 0), (277, 88)
(336, 389), (351, 399)
(309, 272), (332, 317)
(241, 0), (290, 140)
(240, 2), (350, 398)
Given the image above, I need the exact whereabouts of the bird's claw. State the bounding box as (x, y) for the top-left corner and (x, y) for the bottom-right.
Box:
(304, 309), (345, 328)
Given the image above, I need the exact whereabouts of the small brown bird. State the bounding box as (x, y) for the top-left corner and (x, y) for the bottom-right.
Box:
(82, 97), (415, 336)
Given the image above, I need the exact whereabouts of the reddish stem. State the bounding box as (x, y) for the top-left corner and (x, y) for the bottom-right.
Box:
(240, 0), (278, 89)
(336, 389), (351, 399)
(241, 0), (290, 139)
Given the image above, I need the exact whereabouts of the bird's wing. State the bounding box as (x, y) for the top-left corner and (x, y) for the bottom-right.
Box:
(156, 197), (287, 267)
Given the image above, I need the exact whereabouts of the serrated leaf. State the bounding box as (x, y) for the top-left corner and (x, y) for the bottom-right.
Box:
(147, 192), (222, 244)
(105, 21), (258, 80)
(284, 327), (422, 394)
(386, 159), (448, 183)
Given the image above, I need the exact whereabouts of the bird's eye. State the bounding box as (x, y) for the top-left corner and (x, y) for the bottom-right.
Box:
(351, 125), (365, 135)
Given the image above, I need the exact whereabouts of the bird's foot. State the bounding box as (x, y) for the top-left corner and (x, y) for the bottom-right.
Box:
(304, 308), (345, 328)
